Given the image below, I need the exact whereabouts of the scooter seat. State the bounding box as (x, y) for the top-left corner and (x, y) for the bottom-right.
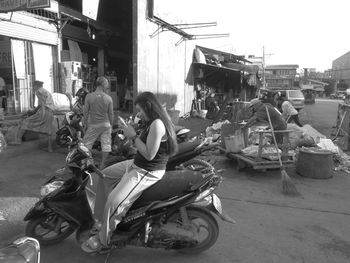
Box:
(131, 169), (205, 209)
(176, 139), (201, 155)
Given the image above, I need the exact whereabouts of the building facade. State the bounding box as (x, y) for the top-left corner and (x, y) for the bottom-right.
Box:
(331, 51), (350, 87)
(264, 64), (299, 89)
(0, 2), (59, 115)
(0, 0), (219, 119)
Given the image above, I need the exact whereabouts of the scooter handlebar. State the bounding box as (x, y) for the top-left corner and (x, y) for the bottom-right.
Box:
(89, 164), (105, 178)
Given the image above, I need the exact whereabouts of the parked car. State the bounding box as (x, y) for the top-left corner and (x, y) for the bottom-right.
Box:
(330, 91), (346, 100)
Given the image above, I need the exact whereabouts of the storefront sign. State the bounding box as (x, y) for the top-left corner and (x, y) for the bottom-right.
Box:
(82, 0), (99, 20)
(0, 0), (50, 13)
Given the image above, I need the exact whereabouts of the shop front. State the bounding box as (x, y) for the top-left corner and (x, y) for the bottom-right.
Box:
(60, 18), (131, 112)
(0, 11), (58, 118)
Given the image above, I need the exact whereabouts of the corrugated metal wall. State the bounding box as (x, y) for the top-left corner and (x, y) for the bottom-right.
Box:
(0, 12), (58, 45)
(135, 0), (194, 116)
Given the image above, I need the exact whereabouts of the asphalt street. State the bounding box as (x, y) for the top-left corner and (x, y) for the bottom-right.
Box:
(0, 99), (349, 263)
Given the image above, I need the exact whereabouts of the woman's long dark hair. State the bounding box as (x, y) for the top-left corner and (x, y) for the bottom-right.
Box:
(135, 92), (178, 156)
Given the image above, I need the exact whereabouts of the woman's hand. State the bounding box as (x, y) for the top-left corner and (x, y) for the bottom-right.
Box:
(122, 124), (137, 139)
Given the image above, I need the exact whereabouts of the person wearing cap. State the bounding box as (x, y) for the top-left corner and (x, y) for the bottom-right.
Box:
(243, 98), (287, 144)
(14, 80), (55, 152)
(82, 76), (114, 170)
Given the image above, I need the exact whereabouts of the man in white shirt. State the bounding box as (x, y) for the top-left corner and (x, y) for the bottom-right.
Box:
(279, 96), (303, 127)
(83, 76), (113, 169)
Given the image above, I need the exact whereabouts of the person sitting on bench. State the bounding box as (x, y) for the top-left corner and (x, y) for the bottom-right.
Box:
(14, 80), (54, 152)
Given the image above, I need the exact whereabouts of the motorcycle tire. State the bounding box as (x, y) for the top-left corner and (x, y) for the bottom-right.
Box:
(181, 159), (215, 173)
(25, 214), (75, 246)
(167, 206), (219, 254)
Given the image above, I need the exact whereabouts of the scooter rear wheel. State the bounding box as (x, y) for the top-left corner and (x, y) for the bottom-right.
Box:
(167, 206), (219, 254)
(25, 214), (75, 246)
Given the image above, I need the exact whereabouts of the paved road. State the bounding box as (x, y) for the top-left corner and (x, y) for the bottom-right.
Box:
(299, 99), (339, 137)
(1, 100), (350, 263)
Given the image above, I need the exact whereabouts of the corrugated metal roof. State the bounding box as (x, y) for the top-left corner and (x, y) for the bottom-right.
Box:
(196, 45), (251, 64)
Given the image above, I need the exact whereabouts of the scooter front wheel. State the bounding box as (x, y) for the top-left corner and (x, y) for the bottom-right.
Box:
(25, 214), (75, 246)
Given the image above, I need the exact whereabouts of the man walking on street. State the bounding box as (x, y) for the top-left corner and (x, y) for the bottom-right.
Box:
(83, 76), (113, 169)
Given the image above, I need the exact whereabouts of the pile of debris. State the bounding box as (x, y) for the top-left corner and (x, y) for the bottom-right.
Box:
(202, 119), (350, 174)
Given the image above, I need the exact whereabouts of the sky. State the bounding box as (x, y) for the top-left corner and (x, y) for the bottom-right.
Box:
(154, 0), (350, 72)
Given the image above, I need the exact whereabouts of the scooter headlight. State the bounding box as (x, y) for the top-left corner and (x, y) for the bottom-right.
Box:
(40, 181), (64, 197)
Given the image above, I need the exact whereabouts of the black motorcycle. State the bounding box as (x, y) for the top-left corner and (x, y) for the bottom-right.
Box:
(0, 236), (40, 263)
(24, 140), (234, 254)
(55, 110), (84, 146)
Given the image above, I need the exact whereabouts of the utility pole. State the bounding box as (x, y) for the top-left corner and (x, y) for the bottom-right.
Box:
(262, 46), (266, 89)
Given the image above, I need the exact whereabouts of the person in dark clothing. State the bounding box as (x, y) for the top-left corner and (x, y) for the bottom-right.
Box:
(205, 90), (220, 119)
(243, 98), (287, 144)
(262, 91), (278, 107)
(81, 91), (178, 253)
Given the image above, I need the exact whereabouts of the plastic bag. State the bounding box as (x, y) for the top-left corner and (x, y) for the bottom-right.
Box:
(317, 138), (339, 153)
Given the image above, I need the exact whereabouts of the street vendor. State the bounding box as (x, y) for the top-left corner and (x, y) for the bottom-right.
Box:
(13, 80), (54, 152)
(243, 98), (287, 144)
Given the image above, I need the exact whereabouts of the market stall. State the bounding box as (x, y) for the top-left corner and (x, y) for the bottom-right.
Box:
(226, 129), (295, 170)
(186, 46), (260, 122)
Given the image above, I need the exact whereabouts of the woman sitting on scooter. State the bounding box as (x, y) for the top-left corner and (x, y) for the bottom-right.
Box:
(82, 91), (178, 253)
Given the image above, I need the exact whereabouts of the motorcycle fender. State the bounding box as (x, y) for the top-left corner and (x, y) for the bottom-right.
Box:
(195, 194), (236, 224)
(24, 201), (46, 221)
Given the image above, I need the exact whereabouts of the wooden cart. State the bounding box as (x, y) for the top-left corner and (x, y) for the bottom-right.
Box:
(223, 129), (295, 171)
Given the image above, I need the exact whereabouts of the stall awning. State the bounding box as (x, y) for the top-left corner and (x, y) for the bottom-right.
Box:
(185, 62), (259, 85)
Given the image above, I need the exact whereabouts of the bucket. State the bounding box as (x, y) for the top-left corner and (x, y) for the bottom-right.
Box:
(296, 148), (334, 179)
(224, 135), (245, 153)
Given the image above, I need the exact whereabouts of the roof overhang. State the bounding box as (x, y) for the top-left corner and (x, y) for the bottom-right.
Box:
(186, 62), (258, 86)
